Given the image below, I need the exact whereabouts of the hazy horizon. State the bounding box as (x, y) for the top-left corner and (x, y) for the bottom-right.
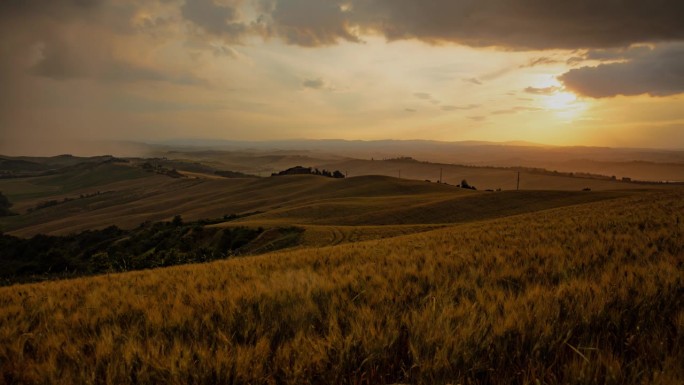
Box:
(3, 137), (684, 159)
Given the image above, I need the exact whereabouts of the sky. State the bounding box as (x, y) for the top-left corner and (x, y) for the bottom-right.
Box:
(1, 0), (683, 155)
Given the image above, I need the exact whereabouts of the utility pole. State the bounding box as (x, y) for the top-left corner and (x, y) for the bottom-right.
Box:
(517, 171), (520, 190)
(439, 167), (443, 183)
(398, 170), (401, 179)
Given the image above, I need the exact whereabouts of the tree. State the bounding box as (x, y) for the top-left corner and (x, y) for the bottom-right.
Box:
(172, 215), (183, 227)
(0, 191), (14, 217)
(460, 179), (476, 190)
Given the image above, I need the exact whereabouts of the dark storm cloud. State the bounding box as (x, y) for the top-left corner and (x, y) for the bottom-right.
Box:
(259, 0), (684, 49)
(559, 43), (684, 98)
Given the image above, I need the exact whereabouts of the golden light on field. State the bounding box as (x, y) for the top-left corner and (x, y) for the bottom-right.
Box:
(2, 188), (683, 383)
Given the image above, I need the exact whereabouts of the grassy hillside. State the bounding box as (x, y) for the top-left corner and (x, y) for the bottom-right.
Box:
(236, 189), (629, 226)
(0, 189), (681, 384)
(0, 162), (152, 203)
(1, 173), (634, 237)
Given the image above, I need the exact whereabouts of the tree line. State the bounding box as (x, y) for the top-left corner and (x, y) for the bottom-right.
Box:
(271, 166), (345, 178)
(0, 217), (267, 285)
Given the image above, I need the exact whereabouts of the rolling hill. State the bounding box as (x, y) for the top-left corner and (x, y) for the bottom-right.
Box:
(1, 168), (635, 238)
(313, 158), (674, 191)
(148, 140), (684, 182)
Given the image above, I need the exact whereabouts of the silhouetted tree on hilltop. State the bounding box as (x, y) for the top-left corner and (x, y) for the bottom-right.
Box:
(0, 191), (15, 217)
(272, 166), (345, 178)
(460, 179), (477, 190)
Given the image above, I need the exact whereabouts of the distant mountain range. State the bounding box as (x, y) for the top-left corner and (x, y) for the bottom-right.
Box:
(146, 138), (684, 163)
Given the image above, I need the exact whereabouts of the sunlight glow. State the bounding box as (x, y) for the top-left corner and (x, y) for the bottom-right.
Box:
(542, 91), (588, 121)
(545, 92), (576, 109)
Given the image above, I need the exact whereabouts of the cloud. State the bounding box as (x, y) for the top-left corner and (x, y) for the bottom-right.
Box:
(302, 78), (326, 89)
(520, 56), (560, 68)
(566, 56), (586, 66)
(584, 45), (654, 62)
(468, 116), (486, 122)
(0, 0), (104, 20)
(524, 86), (561, 95)
(259, 0), (361, 46)
(559, 43), (684, 98)
(462, 67), (514, 86)
(212, 45), (239, 58)
(413, 92), (432, 100)
(6, 0), (684, 55)
(441, 104), (479, 111)
(259, 0), (684, 49)
(492, 106), (542, 115)
(0, 0), (209, 87)
(25, 33), (206, 85)
(566, 45), (655, 65)
(181, 0), (248, 40)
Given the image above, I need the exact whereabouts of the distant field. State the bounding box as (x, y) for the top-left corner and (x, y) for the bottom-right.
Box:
(0, 163), (152, 203)
(1, 189), (681, 384)
(315, 158), (675, 191)
(1, 171), (637, 237)
(148, 143), (684, 183)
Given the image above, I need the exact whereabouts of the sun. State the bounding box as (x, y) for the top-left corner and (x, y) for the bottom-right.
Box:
(542, 91), (587, 120)
(545, 92), (576, 109)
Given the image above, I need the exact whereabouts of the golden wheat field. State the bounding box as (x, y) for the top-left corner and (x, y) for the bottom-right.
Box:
(1, 189), (683, 384)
